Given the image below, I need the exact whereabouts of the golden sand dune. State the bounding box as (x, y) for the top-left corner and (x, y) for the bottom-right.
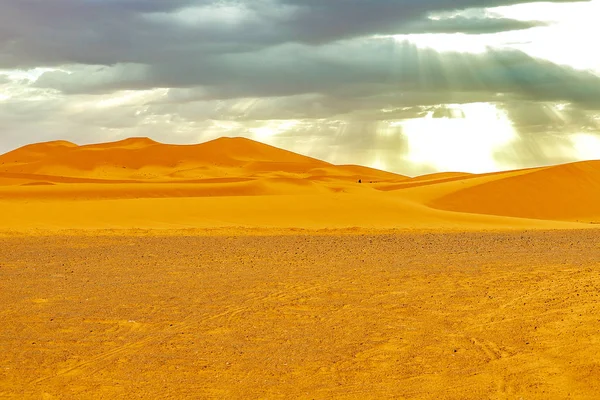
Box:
(0, 137), (395, 182)
(429, 161), (600, 222)
(0, 136), (598, 231)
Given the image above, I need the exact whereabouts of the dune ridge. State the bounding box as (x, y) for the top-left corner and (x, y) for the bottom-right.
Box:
(0, 137), (399, 183)
(0, 136), (599, 231)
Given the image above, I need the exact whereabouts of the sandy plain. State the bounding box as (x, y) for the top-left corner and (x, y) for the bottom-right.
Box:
(1, 137), (600, 399)
(2, 231), (600, 399)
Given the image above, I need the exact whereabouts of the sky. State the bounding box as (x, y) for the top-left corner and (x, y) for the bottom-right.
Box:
(1, 0), (600, 176)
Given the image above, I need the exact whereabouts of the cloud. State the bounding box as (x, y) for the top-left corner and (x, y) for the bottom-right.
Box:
(431, 106), (466, 119)
(494, 130), (588, 168)
(33, 39), (600, 112)
(502, 101), (600, 134)
(0, 86), (208, 154)
(12, 1), (600, 116)
(399, 16), (547, 35)
(494, 101), (600, 168)
(264, 0), (585, 43)
(34, 64), (151, 93)
(0, 0), (588, 69)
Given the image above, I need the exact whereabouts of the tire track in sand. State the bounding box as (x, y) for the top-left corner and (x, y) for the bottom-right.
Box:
(29, 336), (156, 385)
(28, 318), (197, 386)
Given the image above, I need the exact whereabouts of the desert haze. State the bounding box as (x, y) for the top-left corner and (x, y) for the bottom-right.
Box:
(1, 137), (600, 399)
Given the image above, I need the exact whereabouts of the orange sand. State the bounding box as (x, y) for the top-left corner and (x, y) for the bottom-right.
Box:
(0, 136), (598, 232)
(2, 232), (600, 399)
(2, 137), (600, 399)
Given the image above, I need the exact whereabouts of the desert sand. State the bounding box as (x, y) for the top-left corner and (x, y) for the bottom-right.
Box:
(2, 231), (600, 399)
(0, 136), (598, 231)
(1, 137), (600, 399)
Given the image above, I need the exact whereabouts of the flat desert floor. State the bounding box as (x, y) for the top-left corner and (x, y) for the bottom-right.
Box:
(2, 230), (600, 399)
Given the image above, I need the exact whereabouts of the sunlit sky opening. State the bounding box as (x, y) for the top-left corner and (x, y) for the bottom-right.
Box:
(400, 103), (517, 173)
(572, 134), (600, 160)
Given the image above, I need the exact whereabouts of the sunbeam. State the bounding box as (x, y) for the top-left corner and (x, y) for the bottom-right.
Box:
(400, 103), (517, 173)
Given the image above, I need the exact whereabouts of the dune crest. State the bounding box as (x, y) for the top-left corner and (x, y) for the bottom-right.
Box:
(84, 137), (160, 149)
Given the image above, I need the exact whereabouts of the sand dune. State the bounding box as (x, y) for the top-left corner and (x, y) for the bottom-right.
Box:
(0, 136), (598, 231)
(0, 137), (399, 183)
(429, 161), (600, 222)
(0, 137), (329, 179)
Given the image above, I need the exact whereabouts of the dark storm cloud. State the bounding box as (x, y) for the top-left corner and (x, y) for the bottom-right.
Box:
(275, 0), (567, 42)
(7, 0), (598, 114)
(0, 0), (588, 68)
(34, 40), (600, 111)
